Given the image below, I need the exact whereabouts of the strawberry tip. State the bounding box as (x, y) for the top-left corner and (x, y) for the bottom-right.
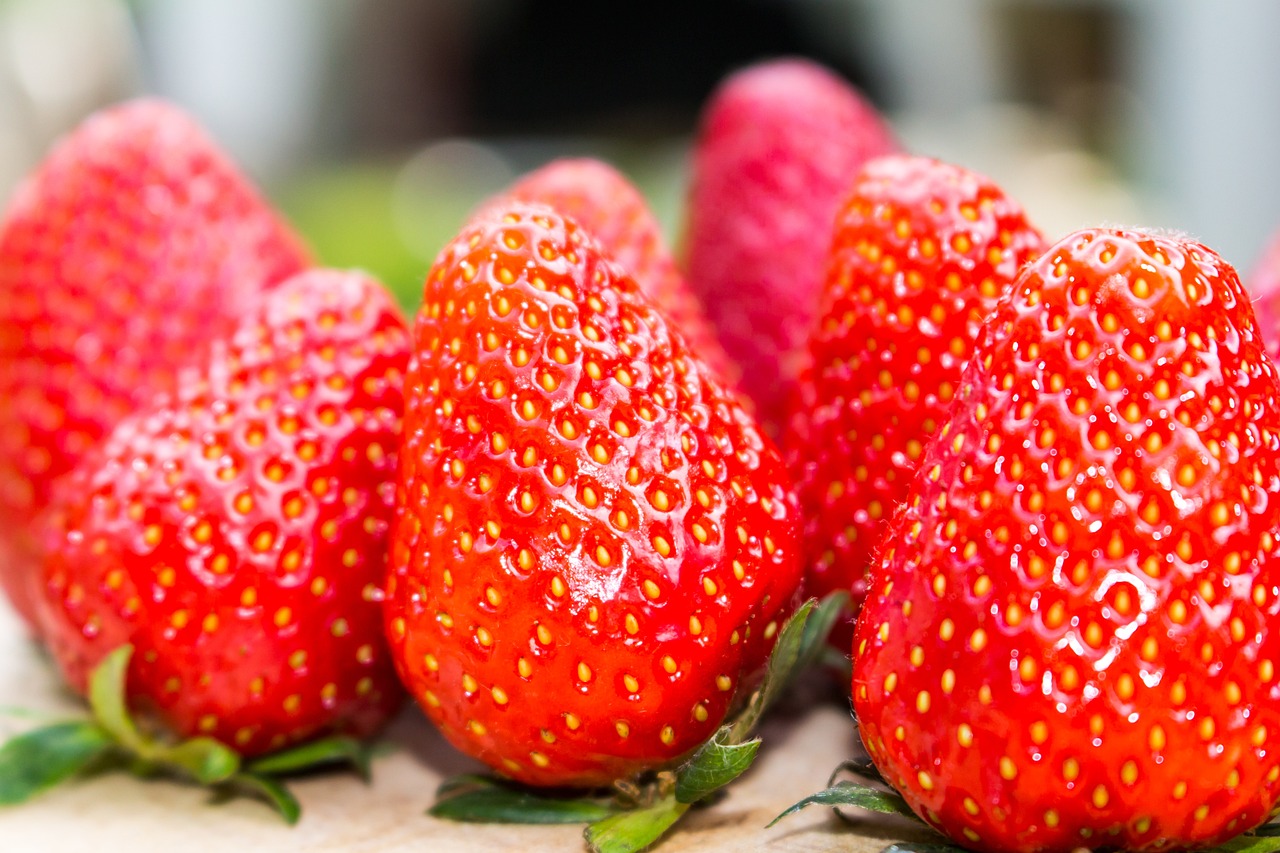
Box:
(429, 592), (849, 853)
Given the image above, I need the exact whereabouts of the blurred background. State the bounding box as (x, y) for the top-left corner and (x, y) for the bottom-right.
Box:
(0, 0), (1277, 310)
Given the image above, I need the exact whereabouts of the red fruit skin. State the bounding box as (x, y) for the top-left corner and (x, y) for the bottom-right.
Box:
(1247, 227), (1280, 359)
(684, 58), (897, 433)
(34, 270), (407, 757)
(0, 99), (310, 627)
(786, 155), (1044, 639)
(385, 203), (802, 788)
(493, 158), (734, 382)
(853, 228), (1280, 852)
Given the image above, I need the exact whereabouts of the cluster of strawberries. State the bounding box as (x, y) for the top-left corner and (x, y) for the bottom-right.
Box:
(4, 56), (1280, 853)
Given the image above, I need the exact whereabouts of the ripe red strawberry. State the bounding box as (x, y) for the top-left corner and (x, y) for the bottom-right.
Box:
(1247, 226), (1280, 358)
(0, 99), (310, 627)
(786, 155), (1044, 635)
(684, 58), (897, 432)
(33, 269), (406, 757)
(385, 203), (803, 787)
(853, 228), (1280, 852)
(491, 158), (733, 381)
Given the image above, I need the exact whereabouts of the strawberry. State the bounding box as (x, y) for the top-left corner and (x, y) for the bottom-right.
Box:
(786, 155), (1044, 637)
(1246, 226), (1280, 358)
(0, 99), (309, 627)
(683, 58), (897, 432)
(491, 158), (733, 381)
(852, 228), (1280, 851)
(385, 202), (803, 787)
(32, 268), (406, 758)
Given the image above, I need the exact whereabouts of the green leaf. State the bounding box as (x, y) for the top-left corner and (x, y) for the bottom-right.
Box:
(430, 780), (616, 825)
(585, 799), (689, 853)
(248, 736), (372, 780)
(674, 728), (760, 804)
(227, 773), (302, 825)
(0, 721), (113, 804)
(881, 845), (967, 853)
(769, 780), (920, 827)
(1252, 819), (1280, 838)
(158, 736), (241, 785)
(87, 645), (147, 755)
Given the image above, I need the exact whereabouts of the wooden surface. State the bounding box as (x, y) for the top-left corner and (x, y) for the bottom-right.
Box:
(0, 603), (933, 852)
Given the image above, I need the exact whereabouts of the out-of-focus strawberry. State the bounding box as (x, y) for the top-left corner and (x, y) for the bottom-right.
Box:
(34, 269), (406, 758)
(684, 58), (897, 432)
(1246, 226), (1280, 358)
(491, 158), (733, 381)
(0, 99), (309, 627)
(385, 202), (802, 787)
(854, 228), (1280, 851)
(786, 155), (1043, 638)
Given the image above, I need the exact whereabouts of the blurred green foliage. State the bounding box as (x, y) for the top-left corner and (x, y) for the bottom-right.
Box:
(277, 142), (690, 317)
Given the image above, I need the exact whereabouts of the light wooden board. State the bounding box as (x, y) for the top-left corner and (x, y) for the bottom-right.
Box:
(0, 603), (932, 852)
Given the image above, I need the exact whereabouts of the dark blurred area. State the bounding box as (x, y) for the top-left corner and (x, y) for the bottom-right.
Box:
(1, 0), (1278, 309)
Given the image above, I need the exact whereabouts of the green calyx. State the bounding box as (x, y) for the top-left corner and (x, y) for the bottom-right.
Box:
(0, 644), (373, 824)
(770, 753), (1280, 853)
(430, 591), (850, 853)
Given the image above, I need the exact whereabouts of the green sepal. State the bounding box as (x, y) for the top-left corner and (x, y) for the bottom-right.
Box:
(247, 736), (373, 781)
(730, 592), (849, 740)
(674, 727), (760, 804)
(429, 775), (617, 824)
(769, 780), (920, 827)
(156, 737), (241, 785)
(584, 798), (689, 853)
(1251, 818), (1280, 838)
(87, 645), (148, 755)
(1, 642), (377, 824)
(224, 773), (302, 825)
(0, 721), (113, 804)
(1216, 838), (1280, 853)
(880, 844), (968, 853)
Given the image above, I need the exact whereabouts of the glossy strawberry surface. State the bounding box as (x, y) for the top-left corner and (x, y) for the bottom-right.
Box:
(0, 99), (309, 626)
(787, 155), (1044, 632)
(495, 158), (732, 381)
(34, 270), (407, 757)
(386, 203), (802, 787)
(853, 228), (1280, 851)
(684, 58), (897, 432)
